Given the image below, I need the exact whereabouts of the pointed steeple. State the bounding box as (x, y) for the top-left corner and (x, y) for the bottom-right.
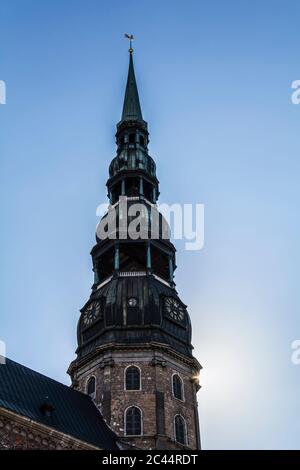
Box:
(121, 50), (143, 122)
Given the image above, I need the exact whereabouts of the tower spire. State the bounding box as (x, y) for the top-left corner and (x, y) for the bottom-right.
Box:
(121, 35), (143, 122)
(69, 42), (201, 451)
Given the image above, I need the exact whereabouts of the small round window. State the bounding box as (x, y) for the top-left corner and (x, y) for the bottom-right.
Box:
(128, 298), (138, 307)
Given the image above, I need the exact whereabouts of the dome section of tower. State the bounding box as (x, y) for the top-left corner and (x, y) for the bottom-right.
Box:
(95, 198), (171, 244)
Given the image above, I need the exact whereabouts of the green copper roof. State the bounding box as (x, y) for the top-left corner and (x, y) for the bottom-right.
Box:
(121, 52), (143, 122)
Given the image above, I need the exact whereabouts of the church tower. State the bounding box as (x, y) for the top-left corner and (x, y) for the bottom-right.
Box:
(68, 44), (201, 450)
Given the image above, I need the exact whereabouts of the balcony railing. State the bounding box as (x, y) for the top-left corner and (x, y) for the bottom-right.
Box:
(118, 271), (146, 277)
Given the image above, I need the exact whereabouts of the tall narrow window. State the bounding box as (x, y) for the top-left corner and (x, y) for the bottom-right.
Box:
(125, 366), (141, 390)
(87, 376), (96, 397)
(129, 133), (135, 144)
(174, 415), (187, 445)
(125, 406), (142, 436)
(172, 374), (183, 400)
(127, 297), (140, 325)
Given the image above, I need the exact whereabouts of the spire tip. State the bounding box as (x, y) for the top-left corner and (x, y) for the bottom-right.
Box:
(121, 34), (143, 122)
(124, 33), (134, 54)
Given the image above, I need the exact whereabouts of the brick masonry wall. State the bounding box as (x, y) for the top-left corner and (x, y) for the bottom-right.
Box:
(75, 351), (200, 450)
(0, 412), (93, 450)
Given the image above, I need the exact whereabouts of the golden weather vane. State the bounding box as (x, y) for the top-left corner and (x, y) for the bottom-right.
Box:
(124, 33), (134, 53)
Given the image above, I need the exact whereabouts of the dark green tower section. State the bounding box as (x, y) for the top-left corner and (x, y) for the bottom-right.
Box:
(108, 50), (158, 205)
(73, 48), (195, 362)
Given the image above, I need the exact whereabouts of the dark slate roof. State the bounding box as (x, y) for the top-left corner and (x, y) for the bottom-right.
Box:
(0, 358), (119, 449)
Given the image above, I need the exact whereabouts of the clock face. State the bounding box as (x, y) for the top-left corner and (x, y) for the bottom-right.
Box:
(164, 297), (185, 323)
(82, 301), (101, 327)
(128, 297), (138, 307)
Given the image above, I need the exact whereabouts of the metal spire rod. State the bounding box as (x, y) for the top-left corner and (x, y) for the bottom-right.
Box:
(124, 33), (134, 53)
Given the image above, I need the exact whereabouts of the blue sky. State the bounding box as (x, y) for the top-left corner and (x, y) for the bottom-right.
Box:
(1, 0), (300, 449)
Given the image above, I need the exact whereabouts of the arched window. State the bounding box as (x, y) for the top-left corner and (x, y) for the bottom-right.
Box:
(139, 135), (145, 146)
(172, 374), (184, 400)
(125, 406), (142, 436)
(125, 366), (141, 391)
(174, 415), (187, 445)
(87, 376), (96, 397)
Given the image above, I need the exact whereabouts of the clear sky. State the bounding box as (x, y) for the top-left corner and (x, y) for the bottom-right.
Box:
(1, 0), (300, 450)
